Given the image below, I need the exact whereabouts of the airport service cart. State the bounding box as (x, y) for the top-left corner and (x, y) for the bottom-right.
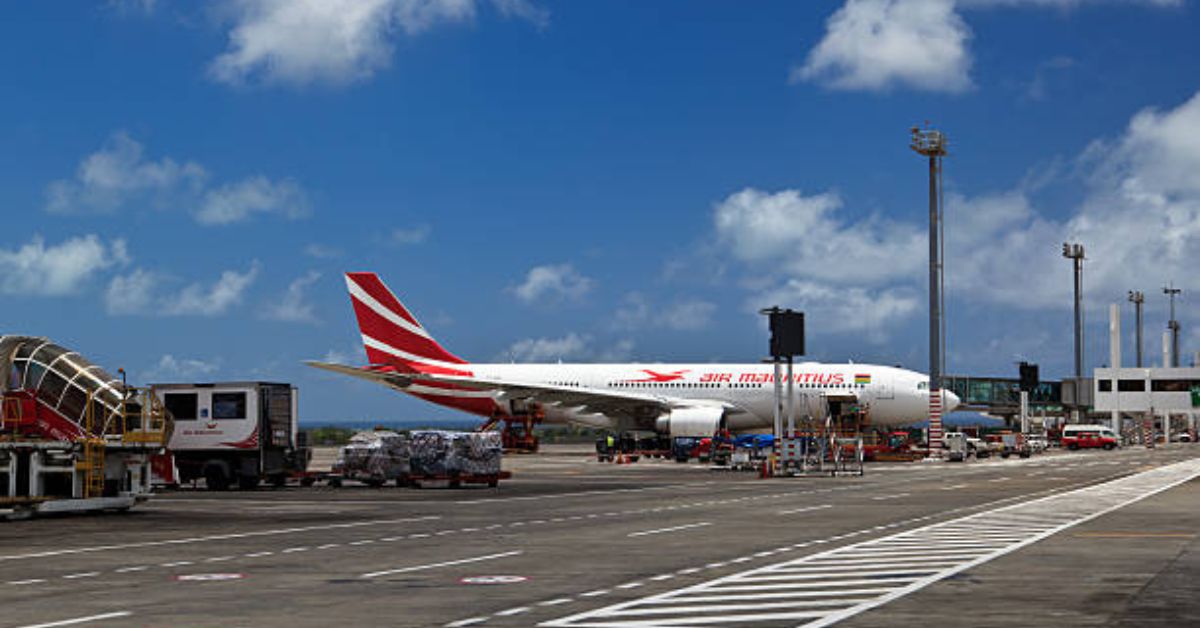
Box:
(153, 382), (310, 490)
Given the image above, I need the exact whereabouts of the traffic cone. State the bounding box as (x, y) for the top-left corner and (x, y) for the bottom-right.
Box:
(616, 454), (625, 465)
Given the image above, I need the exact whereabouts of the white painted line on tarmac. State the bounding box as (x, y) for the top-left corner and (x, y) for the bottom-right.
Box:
(871, 493), (910, 501)
(62, 572), (100, 580)
(113, 566), (147, 573)
(778, 504), (833, 515)
(496, 607), (530, 616)
(17, 611), (132, 628)
(7, 578), (46, 585)
(361, 550), (523, 579)
(444, 617), (488, 627)
(628, 522), (712, 537)
(0, 515), (440, 562)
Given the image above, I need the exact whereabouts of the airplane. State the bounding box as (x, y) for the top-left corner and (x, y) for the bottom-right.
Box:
(306, 272), (960, 438)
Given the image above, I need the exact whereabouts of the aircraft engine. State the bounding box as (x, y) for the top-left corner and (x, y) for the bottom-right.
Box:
(654, 406), (725, 438)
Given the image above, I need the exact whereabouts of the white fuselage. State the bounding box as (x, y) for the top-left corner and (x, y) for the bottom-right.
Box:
(406, 362), (949, 432)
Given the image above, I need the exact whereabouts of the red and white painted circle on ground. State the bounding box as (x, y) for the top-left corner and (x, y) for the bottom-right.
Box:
(173, 573), (246, 582)
(460, 575), (528, 585)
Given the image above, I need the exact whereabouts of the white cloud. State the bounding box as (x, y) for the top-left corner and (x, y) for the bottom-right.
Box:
(714, 188), (925, 285)
(323, 343), (368, 365)
(513, 263), (592, 303)
(46, 133), (307, 226)
(105, 268), (160, 315)
(164, 263), (261, 316)
(0, 235), (129, 297)
(144, 354), (220, 381)
(960, 0), (1179, 7)
(715, 90), (1200, 349)
(754, 280), (921, 342)
(107, 262), (261, 317)
(798, 0), (1176, 93)
(196, 176), (309, 225)
(261, 271), (321, 323)
(392, 225), (431, 245)
(796, 0), (972, 93)
(208, 0), (547, 87)
(614, 293), (716, 331)
(45, 133), (206, 214)
(304, 243), (343, 259)
(504, 333), (590, 362)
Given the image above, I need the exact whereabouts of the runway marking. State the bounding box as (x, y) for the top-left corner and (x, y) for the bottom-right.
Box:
(870, 493), (909, 501)
(496, 607), (530, 616)
(778, 504), (833, 514)
(17, 612), (132, 628)
(541, 458), (1200, 627)
(361, 550), (523, 579)
(205, 556), (235, 562)
(160, 561), (193, 568)
(282, 546), (310, 553)
(244, 551), (274, 558)
(579, 590), (610, 597)
(0, 515), (441, 562)
(628, 522), (712, 537)
(7, 578), (46, 585)
(540, 599), (574, 607)
(62, 572), (100, 579)
(445, 618), (487, 627)
(113, 566), (147, 573)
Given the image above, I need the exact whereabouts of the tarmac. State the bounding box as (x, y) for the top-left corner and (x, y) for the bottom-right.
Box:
(1, 444), (1198, 628)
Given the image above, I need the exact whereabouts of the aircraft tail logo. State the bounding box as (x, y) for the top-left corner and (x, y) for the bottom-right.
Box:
(344, 272), (470, 375)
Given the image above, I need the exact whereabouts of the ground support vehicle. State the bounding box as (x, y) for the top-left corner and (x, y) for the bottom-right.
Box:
(998, 431), (1032, 458)
(944, 432), (969, 462)
(0, 336), (169, 518)
(154, 382), (310, 490)
(868, 431), (923, 461)
(1061, 425), (1120, 450)
(672, 436), (712, 463)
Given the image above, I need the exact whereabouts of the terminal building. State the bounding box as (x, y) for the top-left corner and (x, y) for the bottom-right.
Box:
(1093, 367), (1199, 440)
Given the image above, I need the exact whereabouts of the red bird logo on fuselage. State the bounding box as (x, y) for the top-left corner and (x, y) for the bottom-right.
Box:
(629, 369), (689, 383)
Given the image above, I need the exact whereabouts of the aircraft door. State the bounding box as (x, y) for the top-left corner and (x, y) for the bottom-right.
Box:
(877, 374), (894, 399)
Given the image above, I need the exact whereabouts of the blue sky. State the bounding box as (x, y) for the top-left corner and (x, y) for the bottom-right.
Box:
(2, 0), (1197, 424)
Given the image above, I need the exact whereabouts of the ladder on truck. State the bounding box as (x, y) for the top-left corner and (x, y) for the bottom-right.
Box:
(78, 439), (106, 498)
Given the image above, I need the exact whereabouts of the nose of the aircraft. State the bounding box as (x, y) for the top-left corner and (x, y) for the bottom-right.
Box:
(944, 390), (961, 412)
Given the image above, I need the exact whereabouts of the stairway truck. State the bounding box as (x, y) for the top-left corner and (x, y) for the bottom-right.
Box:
(153, 382), (310, 490)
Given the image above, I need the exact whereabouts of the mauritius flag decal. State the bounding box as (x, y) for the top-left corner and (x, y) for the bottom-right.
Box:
(854, 373), (871, 385)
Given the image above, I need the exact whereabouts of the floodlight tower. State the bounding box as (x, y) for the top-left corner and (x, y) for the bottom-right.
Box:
(910, 125), (948, 454)
(1128, 290), (1144, 368)
(1062, 242), (1085, 421)
(1164, 283), (1182, 367)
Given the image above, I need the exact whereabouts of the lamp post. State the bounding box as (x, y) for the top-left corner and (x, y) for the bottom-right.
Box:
(1164, 283), (1181, 368)
(1062, 242), (1085, 422)
(1128, 290), (1144, 368)
(910, 126), (948, 455)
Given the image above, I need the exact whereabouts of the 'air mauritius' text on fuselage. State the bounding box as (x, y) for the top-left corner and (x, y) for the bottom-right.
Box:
(623, 372), (846, 385)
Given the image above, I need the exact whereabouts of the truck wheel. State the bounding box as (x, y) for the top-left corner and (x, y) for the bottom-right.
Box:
(204, 466), (229, 491)
(1068, 443), (1079, 451)
(238, 474), (259, 490)
(299, 477), (316, 487)
(1103, 443), (1115, 450)
(364, 479), (385, 488)
(270, 475), (287, 488)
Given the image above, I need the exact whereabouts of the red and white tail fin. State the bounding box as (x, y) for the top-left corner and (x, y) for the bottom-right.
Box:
(344, 272), (470, 375)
